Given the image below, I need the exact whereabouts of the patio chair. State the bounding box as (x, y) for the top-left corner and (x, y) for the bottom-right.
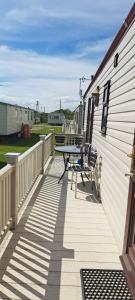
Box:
(71, 148), (97, 198)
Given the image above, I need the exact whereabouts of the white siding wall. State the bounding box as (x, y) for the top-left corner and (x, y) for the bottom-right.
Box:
(84, 21), (135, 251)
(0, 104), (35, 135)
(6, 106), (35, 135)
(7, 106), (18, 134)
(0, 104), (7, 135)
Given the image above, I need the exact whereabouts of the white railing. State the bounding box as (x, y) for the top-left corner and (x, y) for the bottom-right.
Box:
(55, 133), (83, 146)
(18, 141), (43, 208)
(44, 133), (53, 164)
(0, 164), (14, 238)
(0, 133), (53, 240)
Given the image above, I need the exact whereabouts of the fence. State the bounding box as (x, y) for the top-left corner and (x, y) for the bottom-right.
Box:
(55, 133), (83, 146)
(0, 133), (53, 242)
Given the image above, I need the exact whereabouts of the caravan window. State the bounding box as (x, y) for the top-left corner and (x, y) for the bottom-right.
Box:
(101, 80), (111, 135)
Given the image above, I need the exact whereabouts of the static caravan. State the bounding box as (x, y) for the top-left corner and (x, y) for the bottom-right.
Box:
(83, 4), (135, 293)
(64, 102), (83, 134)
(73, 102), (83, 134)
(48, 113), (65, 126)
(0, 102), (35, 135)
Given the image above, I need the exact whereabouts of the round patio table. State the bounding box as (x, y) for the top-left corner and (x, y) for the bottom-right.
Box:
(55, 145), (85, 183)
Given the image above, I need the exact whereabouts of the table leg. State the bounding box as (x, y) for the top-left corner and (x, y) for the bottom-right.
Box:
(58, 153), (70, 183)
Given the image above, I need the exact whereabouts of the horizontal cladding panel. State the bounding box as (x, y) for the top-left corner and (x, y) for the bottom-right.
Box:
(109, 89), (135, 107)
(108, 110), (135, 123)
(92, 134), (131, 172)
(101, 161), (129, 204)
(101, 173), (128, 223)
(107, 121), (135, 134)
(96, 46), (135, 96)
(94, 90), (135, 116)
(89, 54), (134, 105)
(94, 97), (135, 116)
(104, 135), (132, 157)
(101, 175), (128, 220)
(101, 183), (126, 250)
(86, 29), (135, 97)
(104, 78), (134, 100)
(93, 126), (133, 146)
(111, 56), (134, 86)
(105, 128), (133, 145)
(111, 67), (134, 93)
(93, 120), (135, 134)
(93, 136), (131, 176)
(108, 99), (135, 114)
(93, 139), (129, 250)
(92, 110), (135, 123)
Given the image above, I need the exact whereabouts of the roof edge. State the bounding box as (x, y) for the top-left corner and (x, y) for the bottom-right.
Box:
(0, 101), (35, 111)
(83, 4), (135, 98)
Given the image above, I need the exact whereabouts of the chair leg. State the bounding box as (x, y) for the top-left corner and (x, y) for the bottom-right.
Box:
(91, 171), (93, 190)
(84, 172), (89, 180)
(71, 169), (74, 190)
(75, 172), (77, 198)
(81, 173), (85, 186)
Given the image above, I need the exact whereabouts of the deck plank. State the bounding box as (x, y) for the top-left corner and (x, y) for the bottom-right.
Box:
(0, 157), (121, 300)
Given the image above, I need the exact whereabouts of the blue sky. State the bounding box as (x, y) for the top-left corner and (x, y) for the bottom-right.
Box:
(0, 0), (133, 111)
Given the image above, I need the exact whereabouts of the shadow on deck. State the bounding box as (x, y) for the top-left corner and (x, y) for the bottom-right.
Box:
(0, 158), (74, 300)
(0, 157), (121, 300)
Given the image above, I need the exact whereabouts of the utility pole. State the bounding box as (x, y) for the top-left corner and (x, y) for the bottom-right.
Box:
(60, 99), (61, 110)
(36, 100), (39, 112)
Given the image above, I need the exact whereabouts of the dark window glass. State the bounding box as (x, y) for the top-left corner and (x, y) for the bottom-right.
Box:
(101, 80), (111, 135)
(114, 53), (119, 68)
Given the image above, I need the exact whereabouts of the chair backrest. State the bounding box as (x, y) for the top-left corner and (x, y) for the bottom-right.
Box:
(84, 143), (91, 155)
(89, 151), (97, 168)
(83, 144), (97, 167)
(55, 134), (65, 145)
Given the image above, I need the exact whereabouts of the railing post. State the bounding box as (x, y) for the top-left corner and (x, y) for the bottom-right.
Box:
(40, 135), (46, 174)
(51, 133), (55, 156)
(65, 134), (68, 145)
(5, 152), (20, 229)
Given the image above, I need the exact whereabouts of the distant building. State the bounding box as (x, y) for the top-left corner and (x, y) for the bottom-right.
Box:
(63, 102), (83, 134)
(48, 113), (65, 126)
(0, 102), (35, 135)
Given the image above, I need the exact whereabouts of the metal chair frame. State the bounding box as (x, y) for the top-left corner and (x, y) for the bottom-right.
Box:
(71, 148), (97, 198)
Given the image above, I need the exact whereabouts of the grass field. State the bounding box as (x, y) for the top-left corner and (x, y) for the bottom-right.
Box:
(0, 124), (62, 168)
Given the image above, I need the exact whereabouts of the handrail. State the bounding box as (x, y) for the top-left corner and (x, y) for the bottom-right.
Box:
(45, 133), (53, 140)
(0, 164), (14, 238)
(0, 132), (53, 240)
(0, 164), (14, 176)
(18, 141), (42, 162)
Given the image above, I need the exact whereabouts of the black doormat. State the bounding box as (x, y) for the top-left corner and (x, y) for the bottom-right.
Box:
(80, 269), (132, 300)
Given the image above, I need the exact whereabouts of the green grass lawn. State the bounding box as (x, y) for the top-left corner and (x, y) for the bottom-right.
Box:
(0, 124), (62, 168)
(31, 124), (62, 135)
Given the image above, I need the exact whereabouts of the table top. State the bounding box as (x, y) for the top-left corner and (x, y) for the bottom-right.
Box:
(55, 145), (85, 154)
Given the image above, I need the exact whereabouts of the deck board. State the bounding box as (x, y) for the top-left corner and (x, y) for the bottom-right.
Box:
(0, 157), (121, 300)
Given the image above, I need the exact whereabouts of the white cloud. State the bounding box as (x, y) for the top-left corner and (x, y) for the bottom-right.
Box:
(75, 38), (112, 58)
(0, 46), (97, 112)
(0, 0), (133, 32)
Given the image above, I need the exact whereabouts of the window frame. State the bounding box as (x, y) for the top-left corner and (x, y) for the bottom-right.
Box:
(101, 80), (111, 135)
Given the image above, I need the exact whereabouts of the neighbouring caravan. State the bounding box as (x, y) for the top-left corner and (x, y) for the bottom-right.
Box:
(73, 102), (83, 134)
(64, 102), (83, 134)
(48, 113), (65, 126)
(0, 102), (35, 135)
(83, 4), (135, 294)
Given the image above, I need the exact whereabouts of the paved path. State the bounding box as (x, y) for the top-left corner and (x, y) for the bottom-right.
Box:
(0, 157), (121, 300)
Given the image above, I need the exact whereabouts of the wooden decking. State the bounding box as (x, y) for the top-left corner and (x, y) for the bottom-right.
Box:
(0, 157), (121, 300)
